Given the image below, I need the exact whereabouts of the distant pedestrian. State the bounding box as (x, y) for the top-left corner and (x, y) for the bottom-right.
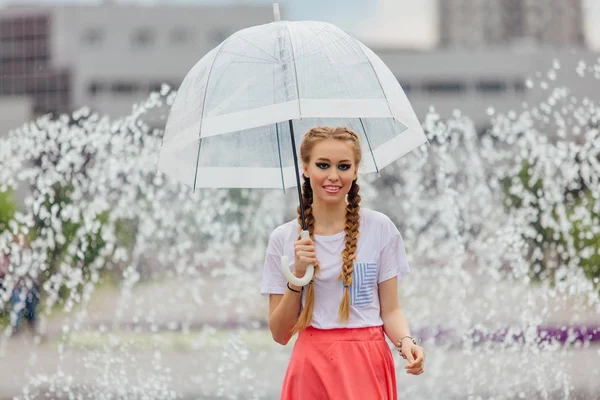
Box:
(7, 235), (40, 336)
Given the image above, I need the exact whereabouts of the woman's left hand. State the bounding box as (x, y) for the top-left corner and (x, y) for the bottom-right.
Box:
(399, 341), (425, 375)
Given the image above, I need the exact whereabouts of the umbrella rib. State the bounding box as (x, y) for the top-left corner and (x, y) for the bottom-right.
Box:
(284, 21), (302, 115)
(284, 28), (354, 62)
(231, 60), (275, 65)
(290, 25), (329, 58)
(192, 137), (204, 192)
(275, 123), (286, 193)
(193, 38), (234, 191)
(234, 36), (278, 62)
(341, 29), (395, 119)
(359, 118), (380, 176)
(221, 51), (277, 64)
(320, 28), (353, 98)
(283, 35), (351, 62)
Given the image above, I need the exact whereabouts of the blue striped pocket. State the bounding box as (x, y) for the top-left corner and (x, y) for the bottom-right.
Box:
(350, 262), (377, 307)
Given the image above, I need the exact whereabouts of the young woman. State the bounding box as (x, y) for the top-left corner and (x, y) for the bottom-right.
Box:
(261, 126), (425, 400)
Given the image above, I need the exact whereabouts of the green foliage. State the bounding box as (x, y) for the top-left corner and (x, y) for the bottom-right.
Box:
(569, 192), (600, 286)
(29, 181), (137, 304)
(502, 161), (600, 291)
(28, 183), (103, 301)
(0, 190), (16, 324)
(0, 189), (16, 232)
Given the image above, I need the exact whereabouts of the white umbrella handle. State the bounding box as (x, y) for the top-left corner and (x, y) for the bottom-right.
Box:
(280, 230), (314, 287)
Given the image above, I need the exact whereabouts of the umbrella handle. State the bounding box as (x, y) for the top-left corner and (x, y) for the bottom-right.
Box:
(280, 230), (315, 287)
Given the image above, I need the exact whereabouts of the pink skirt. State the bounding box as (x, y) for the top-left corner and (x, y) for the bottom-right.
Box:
(280, 326), (397, 400)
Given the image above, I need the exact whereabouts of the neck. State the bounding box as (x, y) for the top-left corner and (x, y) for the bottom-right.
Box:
(310, 197), (347, 232)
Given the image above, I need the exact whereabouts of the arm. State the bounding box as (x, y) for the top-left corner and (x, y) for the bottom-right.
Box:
(268, 280), (303, 345)
(262, 228), (302, 345)
(379, 277), (425, 375)
(379, 277), (411, 347)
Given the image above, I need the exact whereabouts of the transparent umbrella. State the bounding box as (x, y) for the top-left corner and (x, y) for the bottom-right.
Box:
(157, 4), (428, 285)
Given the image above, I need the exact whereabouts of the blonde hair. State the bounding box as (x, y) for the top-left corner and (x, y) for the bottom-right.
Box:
(292, 126), (362, 334)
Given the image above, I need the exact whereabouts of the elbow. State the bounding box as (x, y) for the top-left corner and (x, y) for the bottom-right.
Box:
(273, 333), (290, 346)
(269, 320), (291, 345)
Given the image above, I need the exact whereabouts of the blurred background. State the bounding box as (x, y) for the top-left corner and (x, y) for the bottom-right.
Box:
(1, 0), (599, 138)
(1, 1), (600, 399)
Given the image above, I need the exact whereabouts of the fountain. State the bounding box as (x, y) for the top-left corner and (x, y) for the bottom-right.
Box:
(0, 57), (599, 399)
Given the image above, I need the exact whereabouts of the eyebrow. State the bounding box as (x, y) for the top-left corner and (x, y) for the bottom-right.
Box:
(315, 158), (352, 163)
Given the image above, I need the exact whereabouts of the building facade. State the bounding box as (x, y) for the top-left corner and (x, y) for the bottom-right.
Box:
(0, 12), (69, 116)
(439, 0), (586, 49)
(0, 4), (273, 134)
(376, 46), (599, 131)
(0, 3), (598, 136)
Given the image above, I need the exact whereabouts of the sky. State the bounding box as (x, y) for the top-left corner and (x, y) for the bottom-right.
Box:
(2, 0), (599, 50)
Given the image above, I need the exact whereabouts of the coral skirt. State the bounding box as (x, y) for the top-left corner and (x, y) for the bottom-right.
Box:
(280, 326), (397, 400)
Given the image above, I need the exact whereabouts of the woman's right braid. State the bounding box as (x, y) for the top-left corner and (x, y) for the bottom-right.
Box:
(292, 178), (318, 334)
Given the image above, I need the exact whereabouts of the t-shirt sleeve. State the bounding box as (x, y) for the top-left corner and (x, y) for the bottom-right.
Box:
(260, 227), (288, 296)
(378, 219), (411, 284)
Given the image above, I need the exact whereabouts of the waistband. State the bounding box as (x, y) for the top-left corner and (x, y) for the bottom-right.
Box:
(297, 325), (385, 342)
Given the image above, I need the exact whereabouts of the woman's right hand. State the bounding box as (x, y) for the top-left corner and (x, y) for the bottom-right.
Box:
(294, 236), (317, 277)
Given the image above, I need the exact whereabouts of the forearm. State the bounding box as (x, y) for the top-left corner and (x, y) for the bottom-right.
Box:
(381, 306), (412, 346)
(268, 284), (302, 345)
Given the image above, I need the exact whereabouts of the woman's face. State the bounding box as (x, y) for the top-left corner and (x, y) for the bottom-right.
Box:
(303, 139), (358, 205)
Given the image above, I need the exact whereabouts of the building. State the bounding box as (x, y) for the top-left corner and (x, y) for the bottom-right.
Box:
(375, 46), (600, 132)
(0, 3), (273, 135)
(0, 3), (598, 136)
(439, 0), (586, 49)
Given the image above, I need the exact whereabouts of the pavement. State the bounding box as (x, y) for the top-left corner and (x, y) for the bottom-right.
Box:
(0, 274), (599, 399)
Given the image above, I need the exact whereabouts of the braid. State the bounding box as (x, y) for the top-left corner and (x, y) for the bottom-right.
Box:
(292, 178), (318, 334)
(338, 179), (361, 322)
(297, 178), (315, 237)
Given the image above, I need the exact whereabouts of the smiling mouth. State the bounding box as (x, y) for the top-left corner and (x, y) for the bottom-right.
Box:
(323, 185), (341, 194)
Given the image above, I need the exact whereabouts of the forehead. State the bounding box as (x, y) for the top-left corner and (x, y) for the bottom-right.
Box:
(310, 139), (356, 161)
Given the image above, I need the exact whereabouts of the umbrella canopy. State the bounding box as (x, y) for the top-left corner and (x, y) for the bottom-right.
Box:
(157, 18), (427, 190)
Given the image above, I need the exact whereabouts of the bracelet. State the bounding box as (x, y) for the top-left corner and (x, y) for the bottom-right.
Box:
(396, 336), (417, 354)
(287, 282), (301, 293)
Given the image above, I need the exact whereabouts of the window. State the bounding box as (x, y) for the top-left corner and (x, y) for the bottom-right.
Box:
(12, 76), (26, 94)
(88, 82), (103, 96)
(132, 28), (155, 48)
(82, 28), (103, 46)
(50, 72), (69, 93)
(111, 81), (139, 94)
(0, 77), (12, 95)
(514, 80), (526, 93)
(475, 80), (507, 93)
(170, 27), (192, 44)
(422, 81), (467, 94)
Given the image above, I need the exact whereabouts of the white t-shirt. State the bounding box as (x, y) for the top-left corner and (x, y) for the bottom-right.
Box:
(260, 208), (410, 329)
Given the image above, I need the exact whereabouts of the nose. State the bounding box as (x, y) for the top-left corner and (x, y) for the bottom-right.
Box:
(327, 169), (340, 182)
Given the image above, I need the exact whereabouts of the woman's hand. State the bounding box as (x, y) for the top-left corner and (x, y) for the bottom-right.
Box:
(293, 236), (317, 278)
(399, 339), (425, 375)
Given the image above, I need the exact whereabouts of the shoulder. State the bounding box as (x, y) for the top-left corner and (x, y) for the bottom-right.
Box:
(268, 218), (299, 242)
(265, 218), (298, 255)
(359, 208), (400, 239)
(360, 207), (396, 228)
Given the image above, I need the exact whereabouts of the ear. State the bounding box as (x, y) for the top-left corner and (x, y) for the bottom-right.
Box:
(303, 164), (309, 179)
